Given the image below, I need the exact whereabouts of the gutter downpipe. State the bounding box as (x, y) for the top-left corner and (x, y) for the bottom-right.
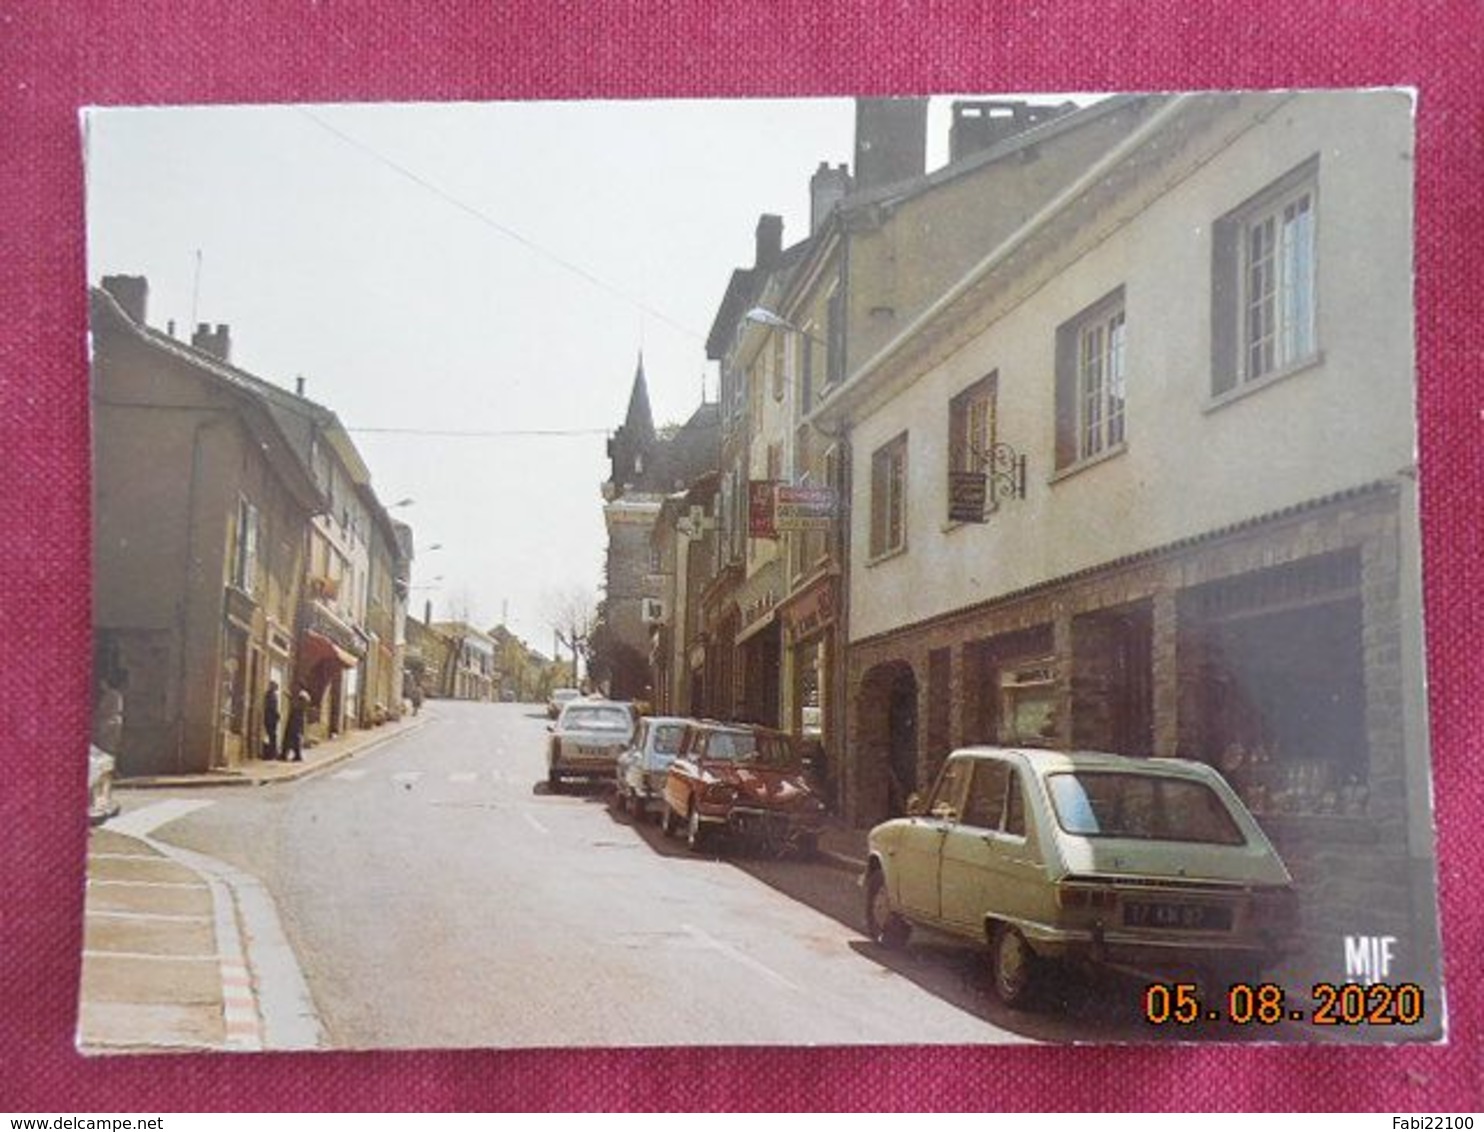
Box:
(805, 94), (1194, 433)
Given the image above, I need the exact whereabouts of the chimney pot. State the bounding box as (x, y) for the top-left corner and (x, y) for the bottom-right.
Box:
(101, 275), (149, 324)
(853, 97), (929, 192)
(296, 376), (306, 397)
(754, 214), (783, 269)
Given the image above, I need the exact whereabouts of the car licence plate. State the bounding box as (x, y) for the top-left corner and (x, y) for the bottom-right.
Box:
(577, 745), (612, 758)
(1122, 901), (1232, 931)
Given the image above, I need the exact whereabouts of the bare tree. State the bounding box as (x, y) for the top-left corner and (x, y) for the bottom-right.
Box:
(542, 585), (597, 690)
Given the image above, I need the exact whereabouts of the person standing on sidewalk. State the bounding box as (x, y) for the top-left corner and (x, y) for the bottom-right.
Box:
(282, 689), (310, 762)
(262, 680), (281, 760)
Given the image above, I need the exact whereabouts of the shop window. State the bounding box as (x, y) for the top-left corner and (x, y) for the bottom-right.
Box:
(1000, 659), (1058, 746)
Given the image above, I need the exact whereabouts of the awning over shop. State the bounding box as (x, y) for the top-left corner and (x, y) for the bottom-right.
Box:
(302, 630), (360, 669)
(735, 608), (776, 645)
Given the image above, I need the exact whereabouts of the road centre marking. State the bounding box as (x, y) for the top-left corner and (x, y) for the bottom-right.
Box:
(681, 924), (801, 993)
(391, 771), (423, 786)
(448, 772), (478, 784)
(522, 812), (549, 836)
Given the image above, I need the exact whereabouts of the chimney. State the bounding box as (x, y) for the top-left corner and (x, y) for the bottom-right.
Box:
(754, 214), (783, 270)
(101, 275), (148, 324)
(810, 162), (853, 234)
(191, 322), (231, 362)
(424, 599), (433, 626)
(295, 376), (306, 397)
(854, 97), (928, 192)
(948, 100), (1075, 163)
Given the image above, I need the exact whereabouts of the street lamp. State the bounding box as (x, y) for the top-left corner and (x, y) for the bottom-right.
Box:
(744, 306), (826, 347)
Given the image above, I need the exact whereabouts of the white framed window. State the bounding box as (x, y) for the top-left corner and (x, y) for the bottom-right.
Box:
(1213, 159), (1319, 396)
(1076, 303), (1126, 459)
(231, 497), (259, 595)
(1055, 289), (1127, 470)
(869, 432), (908, 560)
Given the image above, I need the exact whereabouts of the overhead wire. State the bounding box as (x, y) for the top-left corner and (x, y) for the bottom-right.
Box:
(295, 107), (706, 344)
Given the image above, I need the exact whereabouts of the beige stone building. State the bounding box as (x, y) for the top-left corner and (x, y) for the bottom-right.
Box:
(815, 91), (1435, 988)
(91, 279), (322, 774)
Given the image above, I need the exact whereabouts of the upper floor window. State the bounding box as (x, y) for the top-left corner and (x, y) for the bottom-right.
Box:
(231, 497), (259, 595)
(1213, 159), (1319, 397)
(869, 432), (908, 560)
(1055, 288), (1127, 470)
(949, 374), (998, 475)
(771, 332), (786, 402)
(825, 287), (845, 387)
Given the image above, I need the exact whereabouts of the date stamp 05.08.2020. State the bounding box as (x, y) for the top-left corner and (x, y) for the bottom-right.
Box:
(1143, 980), (1426, 1029)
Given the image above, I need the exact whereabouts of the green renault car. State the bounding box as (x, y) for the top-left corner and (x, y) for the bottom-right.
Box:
(864, 747), (1298, 1007)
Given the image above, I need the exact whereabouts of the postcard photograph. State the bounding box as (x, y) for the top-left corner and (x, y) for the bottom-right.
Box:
(80, 90), (1444, 1052)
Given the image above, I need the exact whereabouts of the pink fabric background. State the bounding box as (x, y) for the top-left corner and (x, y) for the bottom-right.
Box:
(2, 1), (1479, 1112)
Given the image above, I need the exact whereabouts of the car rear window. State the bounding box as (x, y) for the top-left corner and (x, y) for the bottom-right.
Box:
(704, 732), (759, 760)
(561, 706), (632, 731)
(1047, 772), (1247, 846)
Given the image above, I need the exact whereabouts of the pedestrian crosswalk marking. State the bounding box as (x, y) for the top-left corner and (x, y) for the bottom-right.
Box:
(332, 769), (368, 781)
(391, 771), (424, 786)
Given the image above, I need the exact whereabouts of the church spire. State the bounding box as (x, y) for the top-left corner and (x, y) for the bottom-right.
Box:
(624, 351), (655, 443)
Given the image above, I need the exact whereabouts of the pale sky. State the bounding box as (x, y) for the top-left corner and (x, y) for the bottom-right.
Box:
(83, 95), (1088, 649)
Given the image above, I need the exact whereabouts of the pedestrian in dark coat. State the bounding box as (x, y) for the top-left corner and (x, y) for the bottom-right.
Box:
(262, 680), (281, 760)
(282, 689), (310, 762)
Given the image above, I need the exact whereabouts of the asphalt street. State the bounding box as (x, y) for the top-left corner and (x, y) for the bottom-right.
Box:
(84, 701), (1199, 1050)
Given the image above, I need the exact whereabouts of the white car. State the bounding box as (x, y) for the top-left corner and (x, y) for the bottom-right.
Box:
(613, 715), (690, 820)
(546, 700), (636, 791)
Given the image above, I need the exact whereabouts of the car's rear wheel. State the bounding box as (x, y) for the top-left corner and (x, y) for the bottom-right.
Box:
(989, 923), (1038, 1008)
(547, 766), (562, 793)
(865, 867), (909, 949)
(686, 805), (708, 852)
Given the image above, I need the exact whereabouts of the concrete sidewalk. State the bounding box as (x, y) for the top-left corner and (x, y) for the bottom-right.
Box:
(815, 818), (869, 874)
(117, 711), (429, 789)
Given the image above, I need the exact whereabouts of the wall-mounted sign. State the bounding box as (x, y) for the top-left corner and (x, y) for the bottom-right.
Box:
(775, 485), (836, 532)
(748, 480), (778, 539)
(948, 471), (989, 523)
(783, 578), (836, 639)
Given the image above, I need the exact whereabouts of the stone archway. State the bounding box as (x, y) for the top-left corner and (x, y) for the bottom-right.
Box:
(855, 660), (919, 827)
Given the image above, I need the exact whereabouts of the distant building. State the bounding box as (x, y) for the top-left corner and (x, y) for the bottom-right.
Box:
(431, 621), (496, 701)
(598, 356), (719, 700)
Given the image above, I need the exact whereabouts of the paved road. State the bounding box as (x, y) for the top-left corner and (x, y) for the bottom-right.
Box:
(104, 701), (1197, 1049)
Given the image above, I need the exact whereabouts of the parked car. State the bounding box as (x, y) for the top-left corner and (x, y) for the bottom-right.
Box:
(614, 715), (690, 820)
(546, 699), (636, 791)
(864, 747), (1298, 1007)
(88, 743), (121, 826)
(547, 687), (581, 719)
(660, 722), (826, 855)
